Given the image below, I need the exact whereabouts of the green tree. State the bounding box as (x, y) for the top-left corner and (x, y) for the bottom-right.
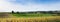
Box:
(48, 11), (53, 14)
(16, 11), (20, 14)
(12, 11), (14, 13)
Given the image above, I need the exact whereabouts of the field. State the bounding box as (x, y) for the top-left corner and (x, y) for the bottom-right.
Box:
(12, 13), (53, 17)
(0, 16), (60, 22)
(0, 12), (60, 22)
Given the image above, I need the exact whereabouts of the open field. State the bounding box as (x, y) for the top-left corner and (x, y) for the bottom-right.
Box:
(0, 12), (60, 22)
(12, 13), (53, 17)
(0, 16), (60, 22)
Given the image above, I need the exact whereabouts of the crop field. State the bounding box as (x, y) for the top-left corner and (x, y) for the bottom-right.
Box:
(0, 12), (60, 22)
(0, 16), (60, 22)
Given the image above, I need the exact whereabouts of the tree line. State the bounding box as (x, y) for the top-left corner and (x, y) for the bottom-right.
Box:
(11, 11), (60, 16)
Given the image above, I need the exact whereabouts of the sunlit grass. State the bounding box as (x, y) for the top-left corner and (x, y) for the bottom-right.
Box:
(0, 16), (60, 22)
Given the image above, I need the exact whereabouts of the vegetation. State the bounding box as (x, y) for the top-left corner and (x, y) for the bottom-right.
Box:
(0, 11), (60, 22)
(11, 11), (60, 17)
(0, 13), (10, 18)
(12, 11), (14, 13)
(0, 16), (60, 22)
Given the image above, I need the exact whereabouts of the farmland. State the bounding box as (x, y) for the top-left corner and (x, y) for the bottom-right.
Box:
(0, 16), (60, 22)
(12, 13), (53, 17)
(0, 11), (60, 22)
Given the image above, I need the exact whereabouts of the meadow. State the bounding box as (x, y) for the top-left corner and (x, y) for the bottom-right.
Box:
(10, 12), (60, 22)
(0, 11), (60, 22)
(0, 16), (60, 22)
(12, 13), (53, 17)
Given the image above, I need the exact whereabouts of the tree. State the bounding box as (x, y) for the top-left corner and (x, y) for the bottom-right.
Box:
(12, 11), (14, 13)
(48, 11), (53, 14)
(16, 11), (20, 14)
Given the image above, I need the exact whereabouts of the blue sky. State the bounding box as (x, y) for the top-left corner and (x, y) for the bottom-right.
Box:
(0, 0), (60, 12)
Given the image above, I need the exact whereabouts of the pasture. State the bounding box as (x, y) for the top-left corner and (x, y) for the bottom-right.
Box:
(0, 12), (60, 22)
(0, 16), (60, 22)
(12, 13), (53, 17)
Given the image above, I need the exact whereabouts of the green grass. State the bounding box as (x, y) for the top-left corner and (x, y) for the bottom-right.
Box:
(12, 13), (53, 17)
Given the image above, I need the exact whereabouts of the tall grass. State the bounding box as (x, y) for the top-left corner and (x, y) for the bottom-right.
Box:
(0, 16), (60, 22)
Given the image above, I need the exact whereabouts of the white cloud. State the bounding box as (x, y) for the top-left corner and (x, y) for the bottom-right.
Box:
(0, 0), (27, 12)
(0, 0), (60, 12)
(0, 0), (16, 12)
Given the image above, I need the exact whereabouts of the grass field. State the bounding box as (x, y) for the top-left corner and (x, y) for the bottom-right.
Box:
(0, 16), (60, 22)
(0, 13), (60, 22)
(12, 13), (53, 17)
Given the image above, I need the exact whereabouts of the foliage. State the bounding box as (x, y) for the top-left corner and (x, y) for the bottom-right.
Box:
(16, 11), (20, 14)
(12, 11), (14, 13)
(12, 11), (60, 17)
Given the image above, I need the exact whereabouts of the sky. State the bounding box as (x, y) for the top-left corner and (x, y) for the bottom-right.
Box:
(0, 0), (60, 12)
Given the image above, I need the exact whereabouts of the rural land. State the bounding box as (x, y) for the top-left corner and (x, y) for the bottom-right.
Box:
(0, 11), (60, 22)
